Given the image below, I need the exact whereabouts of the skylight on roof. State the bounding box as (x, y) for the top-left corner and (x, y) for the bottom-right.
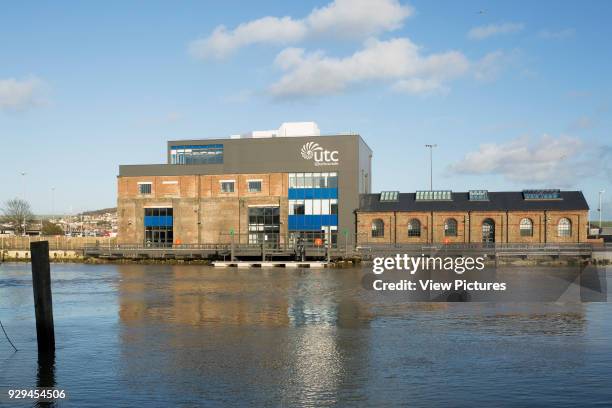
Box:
(469, 190), (489, 201)
(415, 190), (452, 201)
(522, 189), (562, 200)
(380, 191), (399, 202)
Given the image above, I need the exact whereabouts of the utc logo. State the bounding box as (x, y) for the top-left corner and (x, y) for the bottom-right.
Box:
(300, 142), (339, 166)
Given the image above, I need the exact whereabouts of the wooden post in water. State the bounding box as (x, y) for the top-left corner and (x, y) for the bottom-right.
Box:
(31, 241), (55, 354)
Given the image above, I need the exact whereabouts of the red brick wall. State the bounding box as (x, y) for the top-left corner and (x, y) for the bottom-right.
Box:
(356, 209), (589, 245)
(117, 173), (288, 244)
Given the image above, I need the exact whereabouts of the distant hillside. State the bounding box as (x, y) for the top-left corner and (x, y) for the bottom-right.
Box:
(80, 207), (117, 216)
(590, 221), (612, 227)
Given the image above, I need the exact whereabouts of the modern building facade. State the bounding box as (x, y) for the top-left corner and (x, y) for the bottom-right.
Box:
(356, 190), (589, 244)
(117, 123), (372, 246)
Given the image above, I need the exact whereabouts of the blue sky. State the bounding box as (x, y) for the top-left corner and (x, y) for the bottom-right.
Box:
(1, 0), (610, 219)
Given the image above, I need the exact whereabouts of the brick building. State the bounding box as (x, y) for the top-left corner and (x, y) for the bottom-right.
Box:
(356, 190), (589, 244)
(117, 122), (372, 246)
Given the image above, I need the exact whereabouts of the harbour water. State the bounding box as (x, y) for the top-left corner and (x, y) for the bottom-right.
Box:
(1, 263), (611, 407)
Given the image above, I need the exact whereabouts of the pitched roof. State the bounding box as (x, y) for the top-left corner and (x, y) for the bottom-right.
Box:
(359, 191), (589, 212)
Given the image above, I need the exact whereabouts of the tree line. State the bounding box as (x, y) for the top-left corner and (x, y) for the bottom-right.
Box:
(1, 198), (64, 235)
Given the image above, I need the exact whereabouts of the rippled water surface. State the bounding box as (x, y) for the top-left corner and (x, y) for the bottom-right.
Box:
(1, 263), (611, 407)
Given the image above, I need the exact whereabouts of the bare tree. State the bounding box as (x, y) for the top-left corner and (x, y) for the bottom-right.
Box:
(1, 198), (35, 234)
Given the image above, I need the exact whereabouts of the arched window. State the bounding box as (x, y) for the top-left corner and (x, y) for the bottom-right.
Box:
(482, 218), (495, 243)
(408, 219), (421, 237)
(371, 219), (384, 238)
(558, 218), (571, 237)
(444, 218), (457, 237)
(520, 218), (533, 237)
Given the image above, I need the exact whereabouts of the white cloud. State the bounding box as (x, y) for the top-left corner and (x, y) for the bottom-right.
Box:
(468, 22), (524, 40)
(474, 50), (520, 82)
(189, 0), (413, 59)
(448, 134), (587, 186)
(392, 78), (447, 95)
(269, 38), (469, 98)
(538, 28), (575, 40)
(306, 0), (413, 38)
(189, 17), (308, 60)
(0, 77), (44, 111)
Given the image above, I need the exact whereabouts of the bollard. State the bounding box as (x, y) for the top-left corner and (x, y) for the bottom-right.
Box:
(31, 241), (55, 354)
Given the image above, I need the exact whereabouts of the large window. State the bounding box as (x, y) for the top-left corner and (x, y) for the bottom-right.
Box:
(138, 182), (152, 195)
(144, 207), (173, 247)
(444, 218), (457, 237)
(220, 181), (235, 193)
(289, 200), (305, 215)
(170, 144), (223, 164)
(371, 219), (384, 238)
(408, 219), (421, 237)
(248, 207), (280, 244)
(289, 199), (337, 215)
(289, 172), (338, 189)
(145, 207), (173, 218)
(248, 180), (262, 193)
(520, 218), (533, 237)
(558, 218), (572, 237)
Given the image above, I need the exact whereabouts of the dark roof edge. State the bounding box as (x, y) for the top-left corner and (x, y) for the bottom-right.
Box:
(359, 191), (589, 211)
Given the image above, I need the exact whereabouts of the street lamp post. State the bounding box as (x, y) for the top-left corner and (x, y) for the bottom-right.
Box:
(20, 172), (27, 236)
(51, 187), (56, 219)
(425, 144), (437, 191)
(599, 190), (605, 231)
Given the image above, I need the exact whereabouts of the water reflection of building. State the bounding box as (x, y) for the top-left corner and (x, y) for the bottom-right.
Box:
(118, 265), (292, 327)
(116, 265), (374, 405)
(114, 264), (594, 405)
(118, 265), (375, 328)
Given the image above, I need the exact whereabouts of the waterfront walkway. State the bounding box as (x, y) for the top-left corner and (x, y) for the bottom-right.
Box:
(78, 242), (599, 262)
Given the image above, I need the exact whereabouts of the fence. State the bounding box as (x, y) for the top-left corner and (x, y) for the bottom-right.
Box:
(0, 235), (117, 251)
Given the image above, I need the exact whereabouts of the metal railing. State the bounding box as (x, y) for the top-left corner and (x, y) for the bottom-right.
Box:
(356, 242), (593, 250)
(81, 232), (356, 261)
(218, 232), (353, 250)
(114, 243), (230, 250)
(355, 242), (594, 257)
